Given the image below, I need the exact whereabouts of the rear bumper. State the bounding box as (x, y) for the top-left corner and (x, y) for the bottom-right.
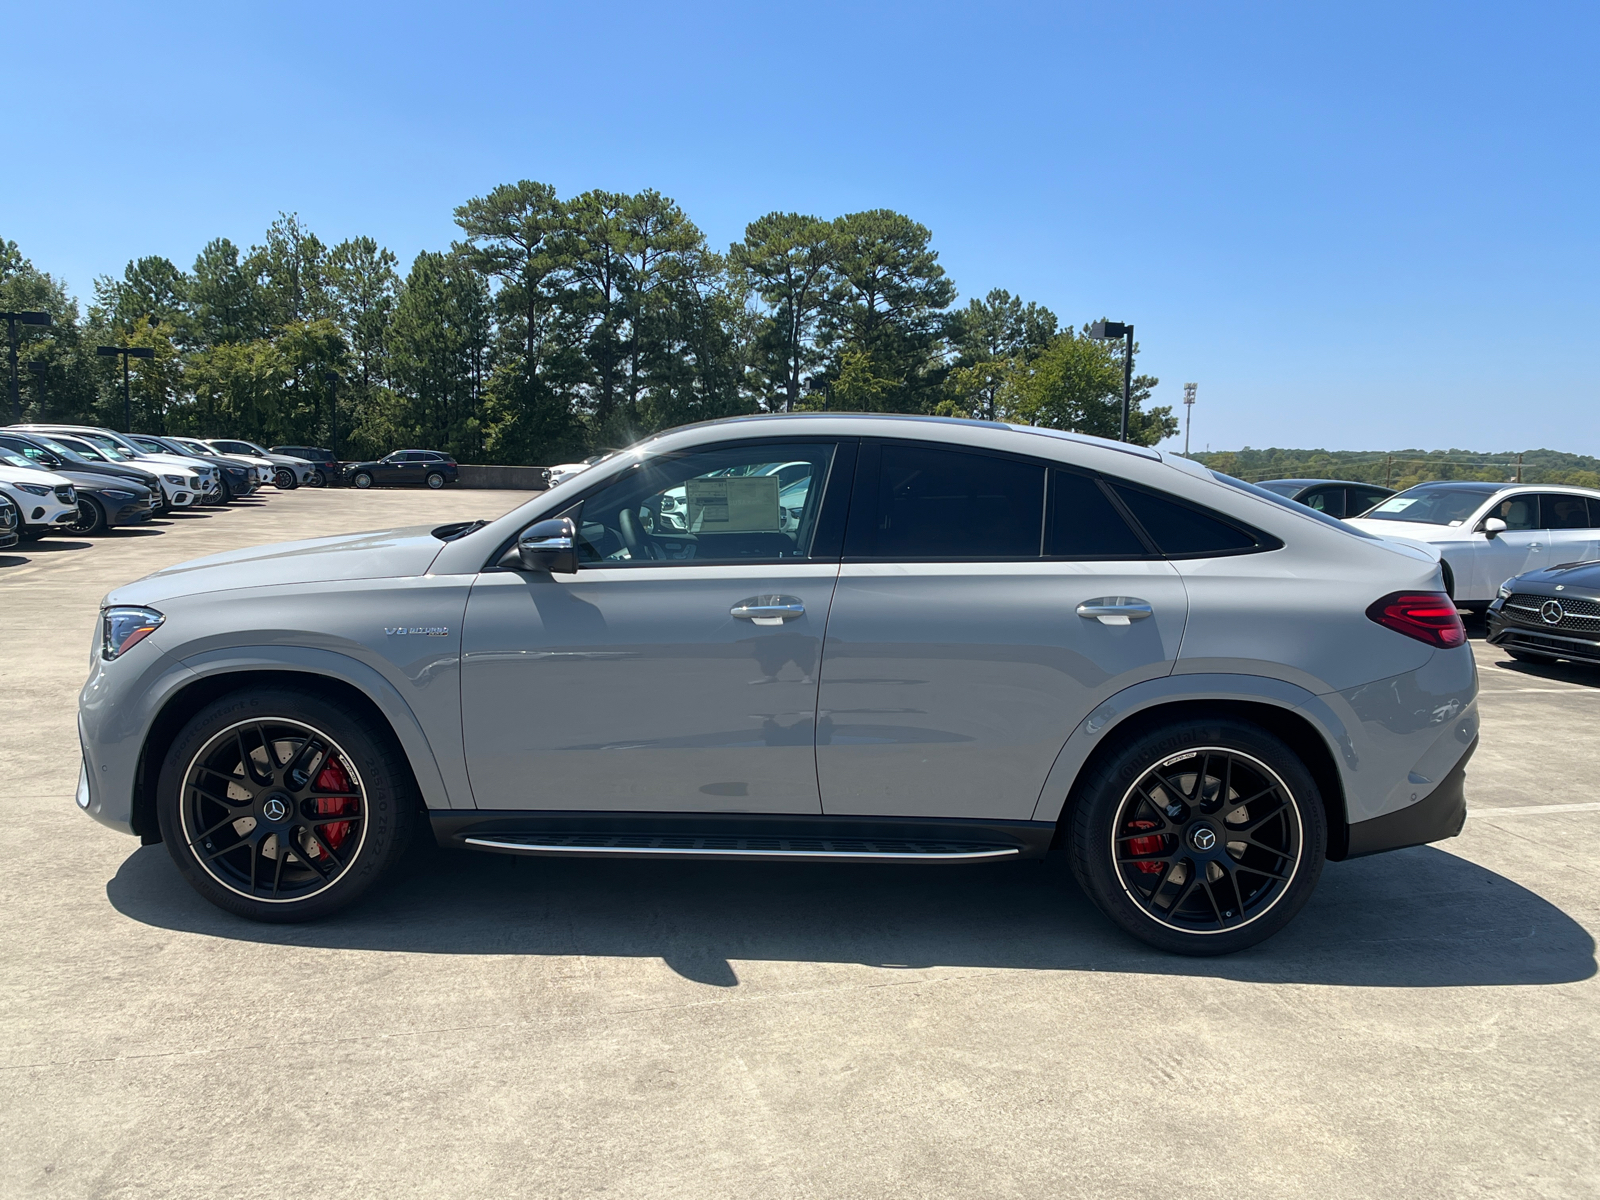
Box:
(1345, 735), (1476, 858)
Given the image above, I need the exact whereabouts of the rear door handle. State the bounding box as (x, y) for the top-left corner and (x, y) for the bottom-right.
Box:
(731, 595), (805, 626)
(1076, 597), (1154, 626)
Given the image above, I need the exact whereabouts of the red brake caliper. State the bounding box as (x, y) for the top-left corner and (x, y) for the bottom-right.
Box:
(312, 756), (357, 854)
(1125, 820), (1166, 874)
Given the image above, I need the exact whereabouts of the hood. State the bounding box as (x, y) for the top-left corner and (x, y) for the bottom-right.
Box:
(1344, 518), (1471, 544)
(59, 471), (149, 495)
(2, 466), (74, 489)
(1506, 559), (1600, 593)
(106, 525), (448, 607)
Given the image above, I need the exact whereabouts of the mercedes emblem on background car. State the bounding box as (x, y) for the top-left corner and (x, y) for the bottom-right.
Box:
(1541, 600), (1565, 625)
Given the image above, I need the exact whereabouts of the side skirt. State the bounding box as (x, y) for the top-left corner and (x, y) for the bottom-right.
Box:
(430, 810), (1057, 864)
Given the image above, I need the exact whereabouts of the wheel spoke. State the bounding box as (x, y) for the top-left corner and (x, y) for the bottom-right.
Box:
(270, 845), (287, 897)
(290, 830), (337, 879)
(1199, 878), (1226, 925)
(237, 729), (268, 786)
(1222, 786), (1278, 820)
(1136, 857), (1177, 901)
(1164, 871), (1202, 916)
(1235, 800), (1290, 834)
(192, 811), (249, 843)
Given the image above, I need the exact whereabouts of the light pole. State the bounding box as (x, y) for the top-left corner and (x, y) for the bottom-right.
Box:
(3, 310), (53, 423)
(96, 344), (156, 432)
(1183, 382), (1197, 456)
(322, 370), (341, 459)
(1090, 320), (1134, 442)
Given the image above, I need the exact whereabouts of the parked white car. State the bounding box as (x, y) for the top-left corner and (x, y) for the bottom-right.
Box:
(14, 425), (218, 508)
(1346, 481), (1600, 606)
(0, 451), (78, 538)
(168, 436), (275, 486)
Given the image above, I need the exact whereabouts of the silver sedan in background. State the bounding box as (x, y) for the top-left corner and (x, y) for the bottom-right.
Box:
(76, 415), (1477, 955)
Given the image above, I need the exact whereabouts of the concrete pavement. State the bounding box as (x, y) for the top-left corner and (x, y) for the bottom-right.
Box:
(2, 488), (1595, 1199)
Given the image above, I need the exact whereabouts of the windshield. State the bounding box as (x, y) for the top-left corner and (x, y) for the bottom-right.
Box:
(1209, 471), (1380, 539)
(83, 433), (138, 460)
(1, 451), (42, 470)
(1361, 486), (1498, 526)
(31, 435), (89, 462)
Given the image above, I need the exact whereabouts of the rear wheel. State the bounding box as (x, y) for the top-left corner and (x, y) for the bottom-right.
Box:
(352, 471), (373, 490)
(1069, 718), (1326, 955)
(156, 687), (417, 922)
(273, 467), (297, 490)
(309, 469), (326, 488)
(68, 497), (107, 535)
(425, 471), (445, 490)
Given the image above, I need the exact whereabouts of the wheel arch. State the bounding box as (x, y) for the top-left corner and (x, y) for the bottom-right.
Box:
(131, 661), (452, 844)
(1034, 678), (1354, 862)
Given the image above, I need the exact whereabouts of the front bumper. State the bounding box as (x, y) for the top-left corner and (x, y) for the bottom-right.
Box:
(1487, 603), (1600, 665)
(1345, 736), (1476, 857)
(108, 499), (155, 527)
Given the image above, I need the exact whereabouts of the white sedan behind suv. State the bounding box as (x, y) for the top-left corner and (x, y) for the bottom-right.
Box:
(1346, 481), (1600, 608)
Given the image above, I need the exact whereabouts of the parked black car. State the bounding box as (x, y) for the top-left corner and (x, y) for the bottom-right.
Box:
(347, 450), (459, 490)
(270, 445), (344, 486)
(1255, 478), (1396, 519)
(61, 474), (156, 534)
(1487, 558), (1600, 666)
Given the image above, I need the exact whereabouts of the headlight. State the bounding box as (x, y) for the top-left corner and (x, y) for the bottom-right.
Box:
(1498, 582), (1513, 600)
(14, 481), (52, 496)
(163, 473), (184, 484)
(101, 606), (164, 660)
(103, 489), (136, 501)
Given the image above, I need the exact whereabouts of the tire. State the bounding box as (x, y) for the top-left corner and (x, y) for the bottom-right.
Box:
(310, 469), (326, 488)
(1440, 558), (1455, 599)
(352, 471), (373, 490)
(217, 479), (235, 504)
(274, 467), (297, 490)
(1069, 717), (1327, 956)
(425, 471), (445, 490)
(1507, 648), (1560, 664)
(155, 686), (417, 922)
(68, 497), (107, 536)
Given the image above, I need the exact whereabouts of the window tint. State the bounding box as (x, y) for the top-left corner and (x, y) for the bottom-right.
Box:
(1537, 494), (1592, 529)
(1348, 486), (1392, 516)
(1110, 484), (1260, 556)
(1046, 470), (1148, 558)
(573, 442), (836, 565)
(1485, 494), (1538, 531)
(849, 443), (1044, 560)
(1299, 487), (1342, 517)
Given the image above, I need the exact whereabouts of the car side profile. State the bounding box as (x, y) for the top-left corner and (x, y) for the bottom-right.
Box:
(1347, 480), (1600, 606)
(346, 450), (458, 490)
(77, 415), (1479, 955)
(1255, 478), (1395, 519)
(269, 446), (344, 487)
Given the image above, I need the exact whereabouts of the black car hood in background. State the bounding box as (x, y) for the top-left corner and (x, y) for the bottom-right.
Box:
(1509, 559), (1600, 595)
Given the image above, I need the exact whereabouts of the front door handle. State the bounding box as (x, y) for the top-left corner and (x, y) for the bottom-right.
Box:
(731, 595), (805, 626)
(1076, 597), (1154, 626)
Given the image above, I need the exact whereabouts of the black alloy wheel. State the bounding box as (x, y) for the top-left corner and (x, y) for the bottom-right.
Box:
(1070, 718), (1326, 955)
(310, 468), (326, 488)
(273, 467), (297, 490)
(425, 471), (445, 490)
(352, 471), (374, 490)
(217, 478), (235, 504)
(157, 687), (416, 921)
(68, 497), (107, 535)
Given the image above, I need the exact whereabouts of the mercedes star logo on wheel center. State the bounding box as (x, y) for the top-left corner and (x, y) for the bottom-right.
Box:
(1190, 826), (1218, 851)
(261, 796), (288, 822)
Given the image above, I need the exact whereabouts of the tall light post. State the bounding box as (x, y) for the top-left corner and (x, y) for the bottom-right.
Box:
(322, 370), (341, 459)
(96, 344), (156, 432)
(1090, 320), (1134, 442)
(1183, 382), (1197, 456)
(3, 310), (53, 423)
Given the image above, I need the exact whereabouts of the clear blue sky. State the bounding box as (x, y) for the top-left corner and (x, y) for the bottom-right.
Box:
(5, 1), (1596, 455)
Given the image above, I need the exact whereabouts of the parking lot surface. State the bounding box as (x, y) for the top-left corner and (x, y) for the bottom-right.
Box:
(2, 490), (1596, 1199)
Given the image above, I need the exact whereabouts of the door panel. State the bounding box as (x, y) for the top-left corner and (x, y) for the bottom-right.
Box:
(461, 564), (838, 812)
(815, 560), (1188, 819)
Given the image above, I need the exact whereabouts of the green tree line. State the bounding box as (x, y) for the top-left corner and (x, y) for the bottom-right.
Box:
(1, 188), (1175, 464)
(1195, 447), (1600, 491)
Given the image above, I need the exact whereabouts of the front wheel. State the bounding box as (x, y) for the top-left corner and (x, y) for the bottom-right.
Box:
(425, 471), (445, 490)
(156, 687), (417, 922)
(273, 467), (297, 490)
(1069, 718), (1326, 955)
(352, 471), (373, 490)
(69, 497), (107, 535)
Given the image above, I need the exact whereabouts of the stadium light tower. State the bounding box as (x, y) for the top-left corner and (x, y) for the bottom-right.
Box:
(1183, 382), (1197, 456)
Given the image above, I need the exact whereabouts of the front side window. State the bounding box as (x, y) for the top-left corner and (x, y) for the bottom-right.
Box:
(1484, 494), (1538, 531)
(1348, 486), (1392, 515)
(572, 442), (837, 565)
(847, 443), (1045, 560)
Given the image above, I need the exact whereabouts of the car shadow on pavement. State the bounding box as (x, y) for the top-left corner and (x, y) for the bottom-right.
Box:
(0, 554), (29, 567)
(107, 840), (1594, 989)
(21, 539), (94, 552)
(1485, 655), (1600, 689)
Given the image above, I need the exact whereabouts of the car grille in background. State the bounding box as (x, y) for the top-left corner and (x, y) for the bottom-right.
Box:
(0, 503), (15, 529)
(1503, 593), (1600, 633)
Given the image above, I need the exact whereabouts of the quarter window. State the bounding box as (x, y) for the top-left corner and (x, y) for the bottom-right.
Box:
(846, 443), (1044, 560)
(572, 442), (837, 565)
(1109, 484), (1261, 556)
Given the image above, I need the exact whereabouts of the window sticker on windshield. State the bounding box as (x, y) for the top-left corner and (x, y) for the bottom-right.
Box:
(1375, 497), (1417, 512)
(686, 476), (780, 531)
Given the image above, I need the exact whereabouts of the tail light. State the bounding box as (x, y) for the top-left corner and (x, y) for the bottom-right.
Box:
(1366, 591), (1466, 648)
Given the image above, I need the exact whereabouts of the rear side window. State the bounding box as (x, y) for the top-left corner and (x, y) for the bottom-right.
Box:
(1537, 494), (1594, 529)
(847, 443), (1044, 559)
(1110, 484), (1262, 556)
(1046, 470), (1148, 558)
(1348, 486), (1392, 515)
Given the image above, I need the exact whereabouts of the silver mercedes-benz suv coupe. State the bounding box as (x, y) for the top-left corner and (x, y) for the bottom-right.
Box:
(76, 415), (1479, 954)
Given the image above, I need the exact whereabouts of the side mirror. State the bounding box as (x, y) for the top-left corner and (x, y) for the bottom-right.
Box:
(1482, 517), (1507, 539)
(502, 517), (578, 574)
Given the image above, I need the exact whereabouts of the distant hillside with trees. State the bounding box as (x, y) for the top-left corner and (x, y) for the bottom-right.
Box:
(1192, 447), (1600, 491)
(0, 188), (1177, 465)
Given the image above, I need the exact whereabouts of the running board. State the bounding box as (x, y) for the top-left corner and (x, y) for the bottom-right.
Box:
(433, 811), (1053, 864)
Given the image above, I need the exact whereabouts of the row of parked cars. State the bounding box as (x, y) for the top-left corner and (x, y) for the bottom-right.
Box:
(0, 424), (460, 545)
